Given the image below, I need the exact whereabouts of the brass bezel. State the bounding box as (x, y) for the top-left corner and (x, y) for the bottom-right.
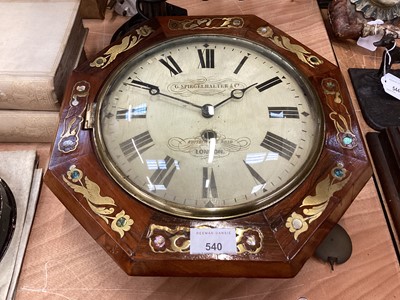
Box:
(93, 34), (325, 220)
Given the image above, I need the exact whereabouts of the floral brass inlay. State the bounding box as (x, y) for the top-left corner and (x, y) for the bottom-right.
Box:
(63, 165), (134, 238)
(90, 25), (154, 69)
(286, 164), (351, 240)
(147, 224), (263, 254)
(168, 17), (244, 30)
(58, 81), (90, 153)
(322, 78), (358, 149)
(148, 225), (191, 253)
(257, 26), (323, 68)
(236, 227), (263, 254)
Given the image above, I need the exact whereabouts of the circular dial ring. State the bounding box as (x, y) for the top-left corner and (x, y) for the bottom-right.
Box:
(93, 34), (325, 219)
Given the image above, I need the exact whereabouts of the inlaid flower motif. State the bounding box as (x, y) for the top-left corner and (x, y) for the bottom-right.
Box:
(153, 235), (166, 248)
(111, 210), (134, 238)
(286, 212), (309, 241)
(257, 26), (274, 38)
(136, 25), (153, 37)
(147, 225), (190, 253)
(236, 228), (263, 254)
(90, 56), (107, 68)
(332, 163), (348, 179)
(322, 78), (358, 150)
(306, 55), (323, 66)
(66, 165), (83, 182)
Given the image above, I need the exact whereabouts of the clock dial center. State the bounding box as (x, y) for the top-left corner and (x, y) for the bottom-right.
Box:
(201, 104), (215, 118)
(201, 129), (217, 141)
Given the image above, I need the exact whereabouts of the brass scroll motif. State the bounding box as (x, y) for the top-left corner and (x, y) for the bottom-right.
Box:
(58, 81), (90, 154)
(90, 25), (154, 69)
(63, 165), (134, 238)
(322, 78), (358, 149)
(286, 164), (351, 241)
(147, 224), (263, 254)
(148, 225), (191, 253)
(256, 26), (323, 68)
(168, 17), (244, 30)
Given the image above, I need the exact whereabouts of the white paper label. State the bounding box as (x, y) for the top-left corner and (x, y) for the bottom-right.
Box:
(190, 228), (237, 254)
(357, 34), (384, 51)
(381, 73), (400, 100)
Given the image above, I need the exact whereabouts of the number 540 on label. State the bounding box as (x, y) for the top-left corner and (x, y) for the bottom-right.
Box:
(190, 228), (237, 254)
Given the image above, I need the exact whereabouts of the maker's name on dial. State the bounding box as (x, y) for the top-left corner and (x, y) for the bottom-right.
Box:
(168, 134), (251, 158)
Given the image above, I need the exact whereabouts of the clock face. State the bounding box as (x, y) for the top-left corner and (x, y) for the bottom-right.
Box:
(94, 35), (324, 219)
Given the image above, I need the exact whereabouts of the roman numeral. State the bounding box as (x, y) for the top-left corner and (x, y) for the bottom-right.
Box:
(268, 106), (299, 119)
(243, 161), (267, 194)
(202, 167), (218, 198)
(116, 103), (147, 120)
(198, 48), (215, 68)
(256, 76), (282, 92)
(260, 132), (296, 160)
(159, 55), (182, 76)
(120, 130), (154, 162)
(147, 156), (178, 191)
(233, 55), (249, 74)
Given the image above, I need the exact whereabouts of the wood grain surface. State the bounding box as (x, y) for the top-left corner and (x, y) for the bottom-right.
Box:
(0, 0), (398, 299)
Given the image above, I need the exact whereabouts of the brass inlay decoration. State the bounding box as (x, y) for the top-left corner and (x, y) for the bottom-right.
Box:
(236, 227), (263, 254)
(148, 225), (191, 253)
(147, 224), (263, 254)
(286, 163), (351, 241)
(84, 103), (96, 129)
(63, 165), (134, 238)
(257, 26), (323, 68)
(90, 25), (154, 69)
(58, 81), (90, 154)
(168, 17), (244, 30)
(322, 78), (358, 149)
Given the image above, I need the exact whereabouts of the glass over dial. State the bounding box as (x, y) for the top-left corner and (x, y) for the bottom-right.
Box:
(94, 35), (324, 219)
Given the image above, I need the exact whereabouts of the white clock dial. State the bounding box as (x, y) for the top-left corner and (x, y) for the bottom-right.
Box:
(94, 35), (324, 219)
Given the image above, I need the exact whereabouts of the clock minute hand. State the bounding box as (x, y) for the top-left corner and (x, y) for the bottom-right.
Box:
(214, 83), (258, 109)
(126, 80), (202, 109)
(128, 80), (159, 92)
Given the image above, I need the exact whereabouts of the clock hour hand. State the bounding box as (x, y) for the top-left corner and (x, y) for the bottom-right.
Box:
(214, 83), (258, 109)
(125, 80), (202, 109)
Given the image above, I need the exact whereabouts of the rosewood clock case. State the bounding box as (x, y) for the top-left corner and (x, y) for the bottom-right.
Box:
(44, 15), (372, 277)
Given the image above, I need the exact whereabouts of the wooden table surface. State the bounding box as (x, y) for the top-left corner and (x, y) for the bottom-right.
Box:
(1, 1), (399, 299)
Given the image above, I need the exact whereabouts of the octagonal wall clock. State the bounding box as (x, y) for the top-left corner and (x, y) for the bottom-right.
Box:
(45, 15), (372, 277)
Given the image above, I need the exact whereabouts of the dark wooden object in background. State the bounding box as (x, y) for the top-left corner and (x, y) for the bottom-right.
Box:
(367, 127), (400, 245)
(79, 0), (108, 19)
(317, 0), (332, 9)
(110, 0), (187, 42)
